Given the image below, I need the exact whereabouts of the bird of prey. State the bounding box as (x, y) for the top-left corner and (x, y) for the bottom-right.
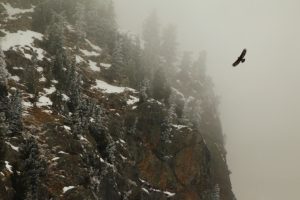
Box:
(232, 49), (247, 67)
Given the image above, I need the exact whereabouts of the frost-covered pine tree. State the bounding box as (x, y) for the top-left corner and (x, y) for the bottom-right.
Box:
(0, 47), (9, 97)
(142, 11), (160, 59)
(183, 96), (203, 128)
(68, 73), (82, 113)
(25, 51), (40, 103)
(8, 90), (23, 135)
(20, 137), (45, 200)
(161, 104), (176, 144)
(151, 68), (171, 103)
(71, 109), (81, 139)
(138, 78), (150, 103)
(0, 112), (7, 170)
(161, 24), (177, 68)
(46, 12), (65, 55)
(74, 1), (86, 47)
(211, 184), (220, 200)
(51, 89), (63, 113)
(108, 37), (124, 82)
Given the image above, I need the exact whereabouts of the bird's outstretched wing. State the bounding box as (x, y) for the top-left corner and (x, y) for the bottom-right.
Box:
(232, 59), (240, 67)
(232, 49), (247, 67)
(240, 49), (247, 58)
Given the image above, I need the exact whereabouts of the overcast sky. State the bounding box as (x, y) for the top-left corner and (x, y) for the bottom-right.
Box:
(114, 0), (300, 199)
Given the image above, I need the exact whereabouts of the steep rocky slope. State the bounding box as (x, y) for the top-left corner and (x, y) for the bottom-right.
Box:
(0, 0), (235, 199)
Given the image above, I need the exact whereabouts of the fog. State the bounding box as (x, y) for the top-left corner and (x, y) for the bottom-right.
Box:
(114, 0), (300, 199)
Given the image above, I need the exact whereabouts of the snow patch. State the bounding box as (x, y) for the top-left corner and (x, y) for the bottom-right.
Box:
(51, 157), (60, 161)
(85, 39), (102, 52)
(80, 49), (100, 57)
(36, 96), (52, 107)
(1, 30), (45, 60)
(37, 67), (43, 72)
(63, 125), (71, 131)
(22, 100), (33, 109)
(5, 142), (19, 151)
(58, 151), (69, 155)
(13, 67), (23, 70)
(39, 76), (46, 82)
(92, 80), (135, 94)
(142, 188), (149, 194)
(5, 161), (12, 173)
(62, 186), (75, 193)
(2, 3), (35, 20)
(127, 96), (139, 105)
(80, 135), (88, 142)
(163, 191), (176, 197)
(44, 86), (56, 95)
(171, 124), (188, 130)
(89, 60), (100, 72)
(62, 94), (69, 101)
(100, 63), (111, 69)
(10, 76), (20, 82)
(75, 55), (84, 64)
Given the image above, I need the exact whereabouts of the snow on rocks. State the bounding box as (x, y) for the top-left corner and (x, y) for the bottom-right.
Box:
(10, 75), (20, 82)
(13, 67), (23, 70)
(44, 86), (56, 95)
(51, 157), (60, 161)
(5, 142), (19, 152)
(5, 161), (13, 173)
(62, 186), (76, 193)
(127, 95), (139, 105)
(142, 188), (150, 194)
(80, 49), (100, 57)
(100, 63), (111, 69)
(63, 125), (71, 131)
(171, 124), (188, 130)
(1, 30), (45, 60)
(92, 79), (135, 94)
(1, 3), (35, 20)
(39, 75), (46, 82)
(89, 60), (100, 72)
(36, 96), (52, 107)
(62, 94), (70, 101)
(22, 100), (33, 109)
(85, 39), (102, 52)
(37, 67), (43, 72)
(58, 151), (69, 155)
(75, 55), (84, 64)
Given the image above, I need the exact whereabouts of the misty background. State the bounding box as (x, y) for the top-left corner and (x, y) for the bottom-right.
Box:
(114, 0), (300, 199)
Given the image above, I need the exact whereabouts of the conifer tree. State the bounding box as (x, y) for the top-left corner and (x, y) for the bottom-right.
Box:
(46, 12), (65, 55)
(25, 51), (41, 104)
(0, 112), (7, 170)
(138, 79), (150, 103)
(8, 90), (23, 135)
(74, 1), (86, 44)
(151, 68), (171, 103)
(161, 104), (175, 144)
(161, 24), (177, 68)
(108, 37), (124, 82)
(0, 47), (9, 97)
(211, 184), (220, 200)
(143, 11), (160, 59)
(20, 137), (45, 200)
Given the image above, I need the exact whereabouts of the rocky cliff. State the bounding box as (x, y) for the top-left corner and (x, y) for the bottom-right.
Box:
(0, 0), (235, 199)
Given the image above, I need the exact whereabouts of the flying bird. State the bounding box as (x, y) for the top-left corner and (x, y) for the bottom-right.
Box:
(232, 49), (247, 67)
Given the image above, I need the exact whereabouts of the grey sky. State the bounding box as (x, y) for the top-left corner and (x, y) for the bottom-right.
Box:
(114, 0), (300, 199)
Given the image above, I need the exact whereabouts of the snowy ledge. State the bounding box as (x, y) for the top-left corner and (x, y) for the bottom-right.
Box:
(92, 80), (135, 94)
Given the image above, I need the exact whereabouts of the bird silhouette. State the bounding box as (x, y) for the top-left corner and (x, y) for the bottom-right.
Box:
(232, 49), (247, 67)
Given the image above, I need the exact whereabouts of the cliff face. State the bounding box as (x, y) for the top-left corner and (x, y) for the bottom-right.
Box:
(0, 0), (235, 199)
